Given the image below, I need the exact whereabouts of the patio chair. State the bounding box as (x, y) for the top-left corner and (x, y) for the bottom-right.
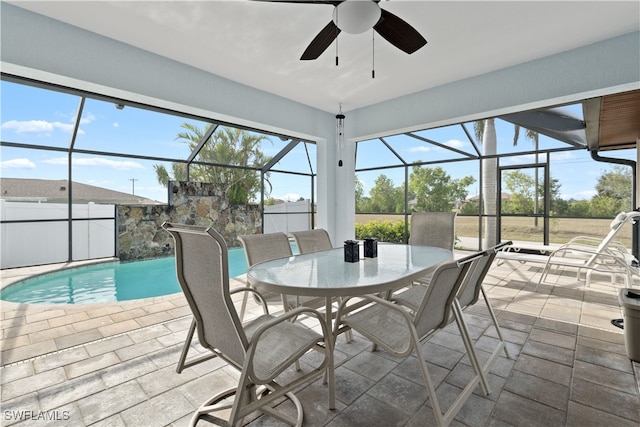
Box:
(407, 212), (458, 287)
(163, 222), (332, 427)
(238, 232), (325, 320)
(391, 242), (513, 394)
(290, 228), (353, 342)
(409, 211), (457, 250)
(334, 251), (486, 426)
(290, 228), (333, 254)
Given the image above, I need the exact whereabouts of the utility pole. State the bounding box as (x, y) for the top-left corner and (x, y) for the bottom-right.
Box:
(129, 178), (138, 195)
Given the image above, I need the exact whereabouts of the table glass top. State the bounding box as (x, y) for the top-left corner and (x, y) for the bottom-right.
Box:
(247, 244), (453, 296)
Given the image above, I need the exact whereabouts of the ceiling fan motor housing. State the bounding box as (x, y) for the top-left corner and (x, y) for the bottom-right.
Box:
(332, 0), (381, 34)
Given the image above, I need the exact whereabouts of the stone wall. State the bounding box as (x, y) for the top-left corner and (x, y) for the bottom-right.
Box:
(117, 181), (261, 261)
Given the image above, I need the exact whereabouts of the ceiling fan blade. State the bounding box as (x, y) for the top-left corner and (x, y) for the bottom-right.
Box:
(301, 21), (341, 60)
(374, 9), (427, 55)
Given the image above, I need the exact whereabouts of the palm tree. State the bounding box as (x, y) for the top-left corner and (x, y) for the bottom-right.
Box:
(154, 123), (272, 204)
(474, 120), (538, 247)
(474, 119), (498, 247)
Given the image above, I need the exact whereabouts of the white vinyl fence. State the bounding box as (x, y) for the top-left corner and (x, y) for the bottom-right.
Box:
(263, 200), (311, 234)
(0, 200), (115, 269)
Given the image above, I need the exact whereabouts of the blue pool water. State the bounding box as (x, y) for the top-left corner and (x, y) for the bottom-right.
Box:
(1, 248), (250, 304)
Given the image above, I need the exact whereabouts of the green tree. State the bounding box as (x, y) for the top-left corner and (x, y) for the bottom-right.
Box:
(408, 166), (475, 212)
(502, 170), (535, 214)
(595, 165), (632, 212)
(355, 176), (371, 213)
(369, 174), (402, 213)
(154, 124), (271, 204)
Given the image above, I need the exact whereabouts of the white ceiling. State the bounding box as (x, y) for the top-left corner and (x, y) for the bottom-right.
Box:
(9, 1), (640, 114)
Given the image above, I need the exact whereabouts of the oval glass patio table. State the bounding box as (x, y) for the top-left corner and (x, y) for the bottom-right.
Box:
(246, 244), (453, 297)
(246, 243), (454, 409)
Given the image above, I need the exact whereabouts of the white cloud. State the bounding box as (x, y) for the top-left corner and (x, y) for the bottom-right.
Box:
(80, 113), (96, 124)
(0, 158), (36, 169)
(1, 119), (78, 134)
(445, 139), (465, 148)
(113, 122), (120, 128)
(408, 146), (431, 153)
(42, 157), (144, 171)
(408, 139), (466, 153)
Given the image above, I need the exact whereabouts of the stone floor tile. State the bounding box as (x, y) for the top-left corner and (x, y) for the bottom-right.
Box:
(528, 328), (577, 350)
(3, 319), (50, 339)
(33, 347), (90, 374)
(438, 381), (495, 427)
(76, 380), (148, 425)
(392, 356), (450, 389)
(37, 372), (106, 412)
(0, 361), (34, 385)
(573, 359), (638, 394)
(135, 311), (175, 328)
(367, 372), (427, 414)
(1, 367), (66, 401)
(71, 315), (114, 333)
(513, 353), (572, 386)
(490, 390), (566, 427)
(1, 339), (58, 365)
(576, 335), (627, 355)
(115, 338), (166, 362)
(64, 352), (121, 379)
(575, 343), (634, 373)
(97, 319), (141, 337)
(85, 304), (124, 319)
(47, 312), (90, 328)
(332, 366), (376, 405)
(100, 355), (158, 388)
(341, 350), (398, 382)
(84, 334), (135, 358)
(503, 370), (569, 411)
(566, 401), (639, 427)
(570, 377), (640, 423)
(136, 364), (198, 399)
(521, 339), (574, 366)
(54, 329), (103, 349)
(327, 393), (412, 427)
(119, 389), (194, 426)
(25, 308), (67, 324)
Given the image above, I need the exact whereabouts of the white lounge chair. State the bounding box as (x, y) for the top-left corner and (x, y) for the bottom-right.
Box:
(497, 212), (640, 288)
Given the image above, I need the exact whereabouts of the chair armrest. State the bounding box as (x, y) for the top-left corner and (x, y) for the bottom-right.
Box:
(248, 306), (330, 351)
(549, 246), (628, 265)
(230, 286), (269, 314)
(565, 236), (601, 246)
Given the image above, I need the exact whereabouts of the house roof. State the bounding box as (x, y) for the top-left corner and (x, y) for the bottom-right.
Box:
(0, 178), (161, 205)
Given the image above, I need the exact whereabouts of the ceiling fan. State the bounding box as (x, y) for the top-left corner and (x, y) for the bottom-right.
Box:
(259, 0), (427, 60)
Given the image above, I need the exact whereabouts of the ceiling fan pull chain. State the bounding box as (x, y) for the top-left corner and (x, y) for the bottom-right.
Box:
(372, 29), (375, 79)
(335, 8), (339, 66)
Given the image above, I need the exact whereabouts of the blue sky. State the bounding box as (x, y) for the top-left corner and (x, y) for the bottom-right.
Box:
(1, 80), (635, 204)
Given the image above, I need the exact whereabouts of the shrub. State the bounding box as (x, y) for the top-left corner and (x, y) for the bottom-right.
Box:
(355, 220), (406, 243)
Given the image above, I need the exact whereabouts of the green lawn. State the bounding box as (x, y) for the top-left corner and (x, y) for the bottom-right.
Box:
(355, 214), (632, 249)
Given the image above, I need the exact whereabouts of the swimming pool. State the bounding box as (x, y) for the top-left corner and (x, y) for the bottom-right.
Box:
(1, 247), (251, 304)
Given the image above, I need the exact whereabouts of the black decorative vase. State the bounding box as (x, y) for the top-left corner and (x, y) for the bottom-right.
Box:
(344, 240), (360, 262)
(364, 237), (378, 258)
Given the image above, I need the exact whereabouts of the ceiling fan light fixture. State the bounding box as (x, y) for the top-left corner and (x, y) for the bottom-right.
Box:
(332, 0), (381, 34)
